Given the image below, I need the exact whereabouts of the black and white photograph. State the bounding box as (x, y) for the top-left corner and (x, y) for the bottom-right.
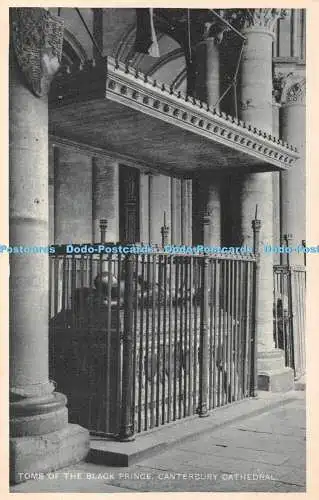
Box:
(6, 4), (309, 494)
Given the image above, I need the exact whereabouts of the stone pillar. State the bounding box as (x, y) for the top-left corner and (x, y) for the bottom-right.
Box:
(272, 101), (281, 264)
(148, 175), (155, 245)
(190, 26), (224, 246)
(92, 157), (119, 242)
(280, 78), (306, 264)
(181, 179), (193, 245)
(9, 8), (89, 484)
(193, 37), (220, 108)
(140, 173), (150, 244)
(48, 145), (55, 244)
(186, 179), (193, 245)
(196, 174), (221, 246)
(54, 147), (93, 243)
(228, 8), (294, 391)
(171, 177), (181, 245)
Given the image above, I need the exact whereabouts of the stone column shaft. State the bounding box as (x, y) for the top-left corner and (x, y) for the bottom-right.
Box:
(54, 147), (93, 244)
(280, 82), (306, 263)
(140, 173), (150, 244)
(186, 179), (193, 245)
(239, 24), (274, 353)
(181, 179), (191, 245)
(92, 157), (119, 242)
(196, 175), (221, 246)
(228, 8), (295, 391)
(9, 8), (88, 484)
(191, 33), (222, 246)
(193, 39), (220, 107)
(148, 175), (155, 244)
(171, 177), (182, 244)
(10, 57), (52, 395)
(272, 102), (281, 263)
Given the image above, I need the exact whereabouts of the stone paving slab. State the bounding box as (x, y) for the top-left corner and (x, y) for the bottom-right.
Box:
(202, 429), (306, 455)
(137, 455), (306, 487)
(177, 440), (291, 466)
(10, 392), (306, 493)
(89, 391), (300, 466)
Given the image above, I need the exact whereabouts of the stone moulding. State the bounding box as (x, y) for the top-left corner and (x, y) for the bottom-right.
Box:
(51, 56), (300, 171)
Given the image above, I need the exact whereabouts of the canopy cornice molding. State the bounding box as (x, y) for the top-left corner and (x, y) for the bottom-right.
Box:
(50, 56), (299, 172)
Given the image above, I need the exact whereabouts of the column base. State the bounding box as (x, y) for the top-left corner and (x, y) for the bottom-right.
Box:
(10, 423), (90, 485)
(257, 349), (294, 392)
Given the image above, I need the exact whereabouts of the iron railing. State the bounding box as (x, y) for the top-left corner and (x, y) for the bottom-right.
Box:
(273, 264), (306, 379)
(49, 250), (257, 439)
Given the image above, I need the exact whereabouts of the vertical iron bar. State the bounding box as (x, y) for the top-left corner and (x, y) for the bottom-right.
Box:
(212, 259), (219, 408)
(132, 255), (138, 429)
(156, 255), (162, 426)
(183, 258), (188, 416)
(243, 261), (251, 396)
(150, 255), (156, 428)
(222, 259), (228, 405)
(288, 266), (296, 375)
(193, 259), (199, 412)
(173, 258), (179, 421)
(217, 259), (224, 407)
(167, 255), (172, 423)
(251, 219), (261, 397)
(118, 254), (135, 441)
(208, 259), (214, 410)
(178, 258), (184, 419)
(144, 255), (151, 430)
(235, 260), (242, 400)
(198, 256), (209, 417)
(104, 255), (112, 432)
(188, 256), (194, 414)
(162, 254), (168, 424)
(138, 254), (145, 433)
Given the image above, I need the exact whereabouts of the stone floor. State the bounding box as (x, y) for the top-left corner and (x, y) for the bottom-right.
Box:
(10, 392), (306, 493)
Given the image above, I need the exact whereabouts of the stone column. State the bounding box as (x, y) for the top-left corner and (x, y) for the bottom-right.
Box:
(272, 100), (281, 264)
(9, 8), (89, 484)
(280, 78), (306, 264)
(228, 8), (294, 390)
(140, 173), (150, 244)
(195, 174), (221, 246)
(181, 179), (193, 245)
(189, 22), (225, 246)
(148, 175), (155, 244)
(48, 145), (55, 244)
(54, 146), (93, 244)
(186, 179), (193, 245)
(92, 157), (119, 242)
(170, 177), (181, 245)
(193, 36), (220, 108)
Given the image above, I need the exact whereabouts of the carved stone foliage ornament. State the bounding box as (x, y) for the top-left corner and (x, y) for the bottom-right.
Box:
(286, 80), (306, 104)
(11, 8), (64, 97)
(220, 8), (288, 32)
(273, 73), (306, 105)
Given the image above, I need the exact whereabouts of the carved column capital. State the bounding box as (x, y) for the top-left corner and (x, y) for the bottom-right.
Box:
(285, 79), (306, 105)
(11, 7), (64, 97)
(273, 71), (306, 105)
(220, 8), (287, 34)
